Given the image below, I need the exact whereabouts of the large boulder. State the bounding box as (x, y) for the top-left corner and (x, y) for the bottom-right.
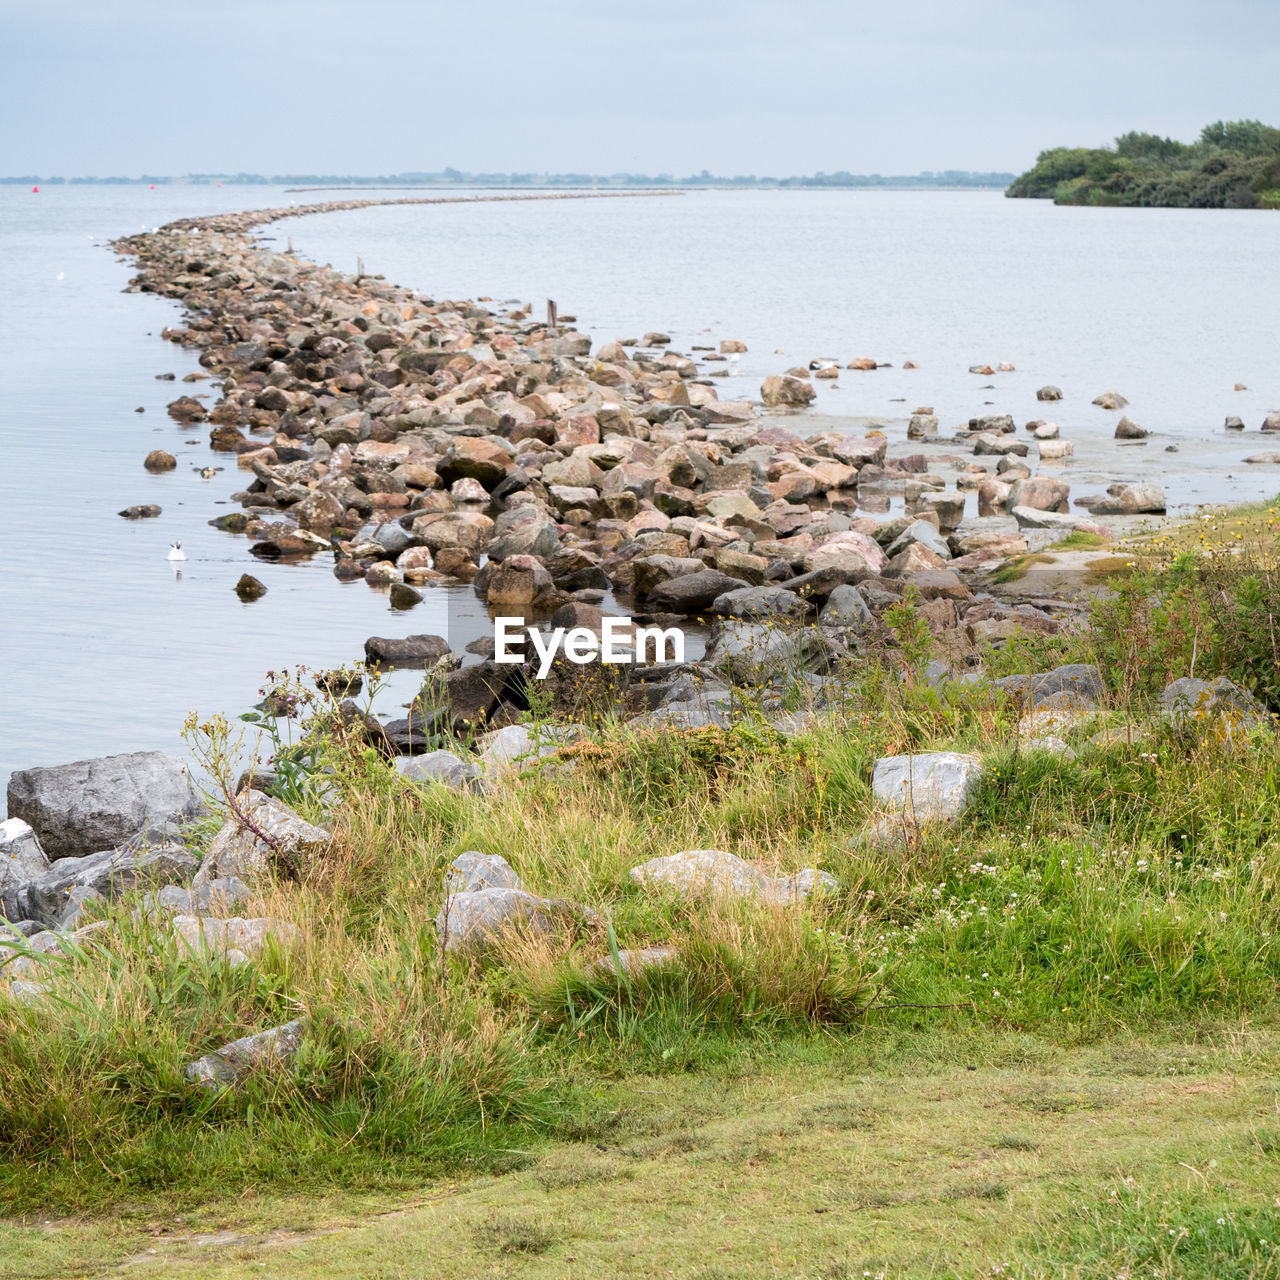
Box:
(401, 750), (485, 793)
(443, 851), (523, 894)
(1005, 477), (1069, 514)
(192, 792), (330, 889)
(1, 844), (205, 923)
(819, 584), (874, 628)
(487, 505), (561, 561)
(434, 887), (591, 958)
(1010, 506), (1108, 534)
(6, 752), (204, 859)
(171, 914), (302, 958)
(1090, 484), (1166, 515)
(1092, 390), (1129, 410)
(871, 752), (984, 821)
(710, 585), (809, 621)
(629, 849), (837, 905)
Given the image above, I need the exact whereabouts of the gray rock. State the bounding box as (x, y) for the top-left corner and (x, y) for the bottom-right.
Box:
(871, 752), (984, 821)
(185, 1019), (306, 1091)
(6, 751), (204, 859)
(143, 877), (251, 917)
(475, 725), (579, 773)
(594, 946), (678, 976)
(192, 792), (330, 889)
(56, 885), (105, 930)
(818, 584), (874, 628)
(74, 844), (199, 899)
(0, 919), (42, 939)
(1032, 663), (1105, 705)
(5, 980), (51, 1005)
(994, 664), (1105, 708)
(629, 849), (838, 905)
(401, 749), (484, 793)
(647, 570), (751, 614)
(435, 887), (591, 957)
(709, 585), (809, 620)
(703, 620), (822, 685)
(363, 634), (452, 668)
(1009, 506), (1105, 534)
(1090, 484), (1166, 515)
(443, 851), (523, 894)
(1159, 676), (1271, 738)
(885, 519), (951, 561)
(631, 695), (734, 731)
(171, 914), (302, 957)
(0, 819), (50, 900)
(487, 504), (561, 561)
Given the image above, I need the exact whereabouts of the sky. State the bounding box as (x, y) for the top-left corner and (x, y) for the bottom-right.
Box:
(2, 0), (1278, 178)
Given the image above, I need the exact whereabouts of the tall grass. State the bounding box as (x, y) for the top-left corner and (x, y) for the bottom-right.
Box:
(6, 537), (1280, 1211)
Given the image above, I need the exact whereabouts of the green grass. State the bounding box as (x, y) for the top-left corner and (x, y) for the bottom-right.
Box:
(5, 533), (1280, 1273)
(1050, 531), (1110, 551)
(3, 1026), (1279, 1278)
(988, 552), (1057, 584)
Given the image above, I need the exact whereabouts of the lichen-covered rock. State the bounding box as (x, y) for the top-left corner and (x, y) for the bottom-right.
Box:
(185, 1020), (306, 1091)
(192, 792), (330, 889)
(1159, 677), (1271, 740)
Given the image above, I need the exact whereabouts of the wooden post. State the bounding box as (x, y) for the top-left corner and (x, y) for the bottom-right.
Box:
(546, 298), (557, 330)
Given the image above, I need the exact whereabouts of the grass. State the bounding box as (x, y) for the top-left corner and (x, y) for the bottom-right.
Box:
(989, 552), (1057, 584)
(2, 1026), (1279, 1278)
(1050, 531), (1110, 551)
(6, 502), (1280, 1274)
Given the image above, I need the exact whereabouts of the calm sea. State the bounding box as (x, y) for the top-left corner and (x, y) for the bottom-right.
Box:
(1, 185), (1276, 796)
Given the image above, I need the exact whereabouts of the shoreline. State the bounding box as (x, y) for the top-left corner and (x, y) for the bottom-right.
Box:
(3, 192), (1266, 789)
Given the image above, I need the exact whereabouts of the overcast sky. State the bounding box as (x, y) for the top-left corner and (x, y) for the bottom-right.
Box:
(3, 0), (1278, 177)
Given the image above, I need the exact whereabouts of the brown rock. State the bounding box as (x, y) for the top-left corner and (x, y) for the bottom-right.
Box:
(144, 449), (176, 472)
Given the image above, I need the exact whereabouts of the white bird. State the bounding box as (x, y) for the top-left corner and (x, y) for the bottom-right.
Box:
(167, 541), (186, 562)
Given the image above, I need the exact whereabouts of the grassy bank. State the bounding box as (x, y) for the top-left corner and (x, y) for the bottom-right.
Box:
(4, 510), (1280, 1275)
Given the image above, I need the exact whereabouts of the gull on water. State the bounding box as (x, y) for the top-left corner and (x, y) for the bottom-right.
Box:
(167, 541), (186, 562)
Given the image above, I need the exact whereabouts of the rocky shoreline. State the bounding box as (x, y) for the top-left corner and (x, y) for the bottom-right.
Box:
(104, 195), (1157, 721)
(3, 193), (1245, 805)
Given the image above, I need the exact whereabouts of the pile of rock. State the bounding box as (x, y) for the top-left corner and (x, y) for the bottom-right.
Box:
(117, 207), (1160, 646)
